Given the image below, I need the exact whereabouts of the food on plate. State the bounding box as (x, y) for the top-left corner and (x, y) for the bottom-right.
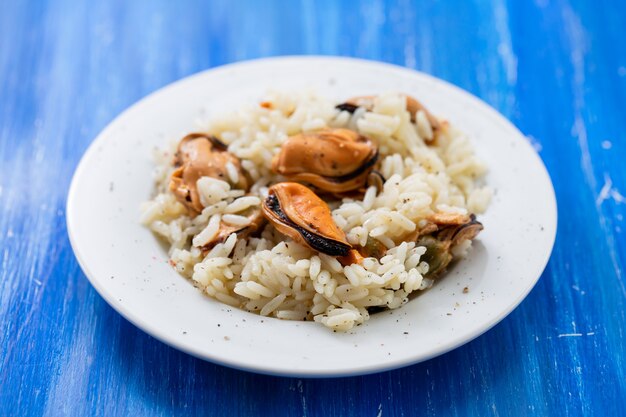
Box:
(339, 94), (440, 138)
(141, 92), (491, 330)
(413, 213), (484, 279)
(262, 182), (352, 257)
(194, 204), (265, 252)
(169, 133), (249, 213)
(271, 128), (378, 193)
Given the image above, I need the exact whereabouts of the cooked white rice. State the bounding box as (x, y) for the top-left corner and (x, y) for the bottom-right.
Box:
(140, 92), (491, 331)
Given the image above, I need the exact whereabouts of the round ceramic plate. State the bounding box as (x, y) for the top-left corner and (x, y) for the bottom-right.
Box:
(67, 56), (557, 377)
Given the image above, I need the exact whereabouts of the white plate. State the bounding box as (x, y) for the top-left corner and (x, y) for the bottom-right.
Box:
(67, 56), (557, 377)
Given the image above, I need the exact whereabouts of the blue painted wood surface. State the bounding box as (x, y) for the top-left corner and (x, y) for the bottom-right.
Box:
(1, 1), (625, 415)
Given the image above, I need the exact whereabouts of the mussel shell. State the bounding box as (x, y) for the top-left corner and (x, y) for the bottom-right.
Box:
(169, 133), (248, 214)
(272, 129), (378, 193)
(416, 214), (484, 279)
(262, 183), (351, 257)
(335, 102), (359, 113)
(339, 94), (440, 135)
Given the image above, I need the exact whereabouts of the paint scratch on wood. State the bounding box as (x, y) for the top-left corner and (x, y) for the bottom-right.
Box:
(557, 332), (595, 338)
(494, 1), (518, 86)
(596, 174), (626, 206)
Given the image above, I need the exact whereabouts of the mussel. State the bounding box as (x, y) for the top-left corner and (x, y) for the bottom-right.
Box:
(358, 236), (388, 259)
(271, 128), (378, 193)
(169, 133), (248, 214)
(415, 213), (483, 279)
(262, 182), (354, 258)
(336, 94), (441, 139)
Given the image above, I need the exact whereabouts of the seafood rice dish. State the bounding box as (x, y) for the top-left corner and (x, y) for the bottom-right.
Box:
(140, 92), (491, 331)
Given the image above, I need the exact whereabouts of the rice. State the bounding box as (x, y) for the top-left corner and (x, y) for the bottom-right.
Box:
(142, 92), (491, 331)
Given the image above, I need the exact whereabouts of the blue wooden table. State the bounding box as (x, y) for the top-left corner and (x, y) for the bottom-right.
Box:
(2, 1), (625, 415)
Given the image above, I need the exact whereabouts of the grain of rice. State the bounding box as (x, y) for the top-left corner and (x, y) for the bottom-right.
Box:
(223, 268), (234, 279)
(204, 258), (232, 268)
(225, 161), (240, 184)
(343, 266), (362, 287)
(234, 282), (262, 300)
(336, 285), (369, 302)
(316, 270), (330, 285)
(312, 280), (323, 294)
(324, 293), (341, 306)
(362, 186), (377, 210)
(192, 214), (221, 247)
(223, 233), (238, 255)
(295, 290), (315, 301)
(260, 294), (287, 316)
(215, 292), (240, 307)
(416, 110), (434, 140)
(292, 276), (303, 292)
(405, 252), (422, 270)
(324, 311), (358, 328)
(222, 214), (251, 226)
(302, 118), (327, 131)
(309, 256), (321, 279)
(369, 225), (388, 237)
(319, 253), (342, 273)
(323, 279), (337, 298)
(375, 235), (395, 249)
(378, 259), (401, 275)
(419, 278), (434, 290)
(276, 310), (306, 321)
(225, 196), (261, 213)
(246, 281), (274, 298)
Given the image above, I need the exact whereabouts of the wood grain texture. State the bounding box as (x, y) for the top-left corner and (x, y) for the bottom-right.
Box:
(1, 0), (625, 415)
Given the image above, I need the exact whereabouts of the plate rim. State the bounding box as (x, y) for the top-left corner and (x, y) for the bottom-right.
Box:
(66, 55), (558, 377)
